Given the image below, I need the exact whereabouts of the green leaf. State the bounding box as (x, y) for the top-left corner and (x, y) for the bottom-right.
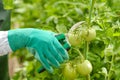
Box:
(3, 0), (14, 10)
(106, 28), (114, 37)
(113, 33), (120, 36)
(56, 24), (68, 33)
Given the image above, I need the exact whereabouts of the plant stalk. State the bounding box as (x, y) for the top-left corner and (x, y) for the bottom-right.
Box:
(74, 48), (85, 61)
(86, 74), (91, 80)
(107, 54), (114, 80)
(85, 41), (89, 59)
(88, 0), (96, 28)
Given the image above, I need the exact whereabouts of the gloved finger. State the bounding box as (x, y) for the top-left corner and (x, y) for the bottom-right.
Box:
(27, 47), (36, 55)
(46, 30), (56, 35)
(27, 47), (41, 61)
(49, 42), (64, 63)
(37, 49), (53, 73)
(53, 38), (69, 60)
(43, 48), (60, 68)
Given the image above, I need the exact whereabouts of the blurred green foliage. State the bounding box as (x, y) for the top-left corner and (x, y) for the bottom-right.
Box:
(10, 0), (120, 80)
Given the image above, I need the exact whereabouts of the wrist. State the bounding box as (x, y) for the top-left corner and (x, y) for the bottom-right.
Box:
(8, 29), (29, 51)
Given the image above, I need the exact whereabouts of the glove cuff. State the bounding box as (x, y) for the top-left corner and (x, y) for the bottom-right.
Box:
(8, 29), (29, 51)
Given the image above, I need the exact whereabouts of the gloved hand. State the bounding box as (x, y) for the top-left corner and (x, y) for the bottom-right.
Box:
(8, 28), (69, 73)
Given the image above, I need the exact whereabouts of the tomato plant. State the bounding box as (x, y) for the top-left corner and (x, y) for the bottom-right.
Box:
(10, 0), (120, 80)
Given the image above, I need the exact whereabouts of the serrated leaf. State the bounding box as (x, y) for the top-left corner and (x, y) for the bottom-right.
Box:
(106, 28), (114, 37)
(56, 24), (68, 33)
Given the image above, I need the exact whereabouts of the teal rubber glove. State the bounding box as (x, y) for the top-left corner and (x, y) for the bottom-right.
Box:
(8, 28), (69, 73)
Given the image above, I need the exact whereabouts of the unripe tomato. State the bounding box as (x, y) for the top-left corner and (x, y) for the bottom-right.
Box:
(104, 44), (114, 56)
(101, 67), (107, 76)
(68, 21), (86, 46)
(81, 29), (88, 38)
(76, 60), (92, 75)
(68, 33), (81, 46)
(63, 63), (76, 80)
(85, 28), (96, 41)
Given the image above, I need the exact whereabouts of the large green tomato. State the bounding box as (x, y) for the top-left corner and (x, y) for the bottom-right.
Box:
(63, 63), (76, 80)
(68, 21), (85, 46)
(68, 28), (96, 46)
(76, 60), (92, 76)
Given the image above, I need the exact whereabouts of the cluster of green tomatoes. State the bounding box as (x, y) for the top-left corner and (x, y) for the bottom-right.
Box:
(62, 21), (96, 80)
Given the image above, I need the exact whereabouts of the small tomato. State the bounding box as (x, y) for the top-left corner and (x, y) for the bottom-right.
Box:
(76, 60), (92, 75)
(85, 28), (96, 41)
(63, 63), (76, 80)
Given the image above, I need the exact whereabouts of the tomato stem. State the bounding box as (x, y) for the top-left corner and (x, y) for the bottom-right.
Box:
(86, 74), (91, 80)
(88, 0), (95, 28)
(84, 41), (86, 59)
(85, 41), (89, 59)
(107, 54), (114, 80)
(74, 48), (85, 61)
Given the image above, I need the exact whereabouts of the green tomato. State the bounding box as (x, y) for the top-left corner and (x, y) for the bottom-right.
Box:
(85, 28), (96, 41)
(104, 44), (114, 56)
(76, 60), (92, 76)
(63, 63), (76, 80)
(81, 29), (88, 38)
(101, 67), (107, 76)
(68, 33), (81, 46)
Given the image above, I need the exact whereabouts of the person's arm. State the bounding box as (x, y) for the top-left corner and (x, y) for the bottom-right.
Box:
(0, 31), (12, 56)
(0, 28), (69, 73)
